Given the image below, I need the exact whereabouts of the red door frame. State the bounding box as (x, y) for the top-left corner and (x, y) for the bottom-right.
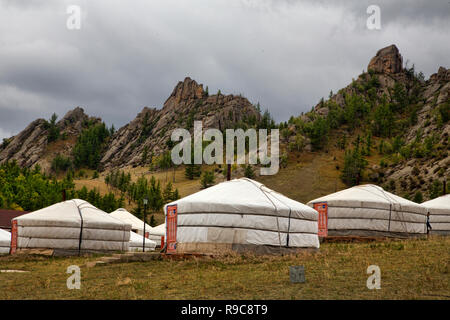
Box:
(166, 205), (178, 254)
(314, 202), (328, 237)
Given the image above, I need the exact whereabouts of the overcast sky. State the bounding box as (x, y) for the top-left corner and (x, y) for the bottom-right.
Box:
(0, 0), (449, 140)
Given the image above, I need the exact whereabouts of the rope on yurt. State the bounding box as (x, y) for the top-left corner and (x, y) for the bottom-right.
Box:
(376, 186), (406, 233)
(267, 192), (295, 248)
(244, 179), (283, 251)
(73, 200), (84, 256)
(355, 185), (404, 233)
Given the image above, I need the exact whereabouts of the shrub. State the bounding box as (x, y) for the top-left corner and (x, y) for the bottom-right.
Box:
(72, 123), (110, 169)
(244, 164), (255, 179)
(51, 154), (72, 173)
(413, 191), (423, 203)
(201, 170), (215, 189)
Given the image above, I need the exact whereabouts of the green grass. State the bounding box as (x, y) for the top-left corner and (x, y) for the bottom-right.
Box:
(0, 236), (448, 300)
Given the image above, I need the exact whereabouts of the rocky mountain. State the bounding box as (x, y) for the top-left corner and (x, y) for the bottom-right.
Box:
(100, 77), (261, 169)
(284, 44), (449, 200)
(0, 45), (447, 202)
(0, 107), (101, 171)
(0, 77), (261, 172)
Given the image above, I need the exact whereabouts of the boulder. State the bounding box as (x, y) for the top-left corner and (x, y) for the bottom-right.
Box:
(368, 45), (403, 74)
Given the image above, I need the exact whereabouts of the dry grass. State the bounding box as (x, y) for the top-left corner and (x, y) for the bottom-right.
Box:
(0, 236), (448, 300)
(257, 149), (347, 204)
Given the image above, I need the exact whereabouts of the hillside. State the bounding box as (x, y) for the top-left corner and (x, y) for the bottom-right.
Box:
(100, 77), (261, 170)
(0, 108), (101, 172)
(270, 45), (449, 202)
(0, 77), (262, 172)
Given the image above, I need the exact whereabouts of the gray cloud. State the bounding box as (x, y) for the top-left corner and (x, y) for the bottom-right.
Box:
(0, 0), (449, 140)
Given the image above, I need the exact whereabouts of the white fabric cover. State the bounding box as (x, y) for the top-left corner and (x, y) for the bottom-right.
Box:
(422, 195), (450, 233)
(0, 229), (11, 254)
(110, 208), (152, 236)
(165, 178), (320, 249)
(128, 231), (156, 252)
(14, 199), (132, 252)
(307, 184), (427, 236)
(149, 223), (165, 243)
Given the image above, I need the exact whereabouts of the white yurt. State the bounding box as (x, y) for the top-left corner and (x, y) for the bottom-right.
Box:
(307, 184), (427, 238)
(12, 199), (132, 255)
(0, 229), (11, 254)
(110, 208), (152, 236)
(163, 178), (319, 254)
(422, 194), (450, 235)
(149, 223), (165, 245)
(128, 231), (157, 252)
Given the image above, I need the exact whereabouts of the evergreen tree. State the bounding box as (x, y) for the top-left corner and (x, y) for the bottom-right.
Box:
(413, 191), (423, 204)
(341, 146), (367, 186)
(201, 170), (215, 189)
(46, 113), (60, 143)
(73, 122), (110, 169)
(244, 164), (255, 179)
(163, 182), (174, 203)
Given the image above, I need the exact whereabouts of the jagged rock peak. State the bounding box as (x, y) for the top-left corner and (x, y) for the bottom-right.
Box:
(368, 44), (403, 74)
(430, 66), (450, 83)
(167, 77), (204, 103)
(58, 107), (88, 124)
(56, 106), (101, 131)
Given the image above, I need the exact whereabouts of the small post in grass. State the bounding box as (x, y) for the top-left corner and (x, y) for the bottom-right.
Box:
(290, 266), (306, 283)
(143, 197), (148, 252)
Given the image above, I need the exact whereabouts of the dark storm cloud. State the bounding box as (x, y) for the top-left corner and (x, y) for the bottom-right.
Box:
(0, 0), (449, 140)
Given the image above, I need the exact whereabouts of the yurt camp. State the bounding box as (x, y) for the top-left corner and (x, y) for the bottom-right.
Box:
(110, 208), (152, 236)
(422, 194), (450, 235)
(149, 223), (165, 246)
(0, 229), (10, 254)
(128, 231), (157, 252)
(307, 184), (427, 238)
(11, 199), (132, 255)
(163, 178), (320, 255)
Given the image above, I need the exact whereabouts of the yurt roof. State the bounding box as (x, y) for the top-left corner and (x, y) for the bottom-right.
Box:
(14, 199), (131, 230)
(165, 178), (317, 220)
(110, 208), (152, 231)
(149, 223), (165, 236)
(129, 231), (156, 247)
(422, 194), (450, 215)
(307, 184), (426, 213)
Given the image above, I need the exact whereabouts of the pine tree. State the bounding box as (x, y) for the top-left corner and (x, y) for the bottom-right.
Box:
(46, 113), (60, 143)
(244, 164), (255, 179)
(201, 170), (215, 189)
(163, 182), (174, 203)
(341, 146), (368, 186)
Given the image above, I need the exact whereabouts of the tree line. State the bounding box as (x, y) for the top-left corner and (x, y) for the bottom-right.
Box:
(0, 161), (124, 212)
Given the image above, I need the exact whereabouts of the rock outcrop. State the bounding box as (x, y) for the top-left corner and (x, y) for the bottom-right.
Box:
(101, 77), (261, 169)
(0, 107), (100, 170)
(368, 44), (403, 74)
(306, 46), (449, 200)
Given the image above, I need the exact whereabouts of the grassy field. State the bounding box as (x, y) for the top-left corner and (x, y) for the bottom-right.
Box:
(0, 236), (448, 300)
